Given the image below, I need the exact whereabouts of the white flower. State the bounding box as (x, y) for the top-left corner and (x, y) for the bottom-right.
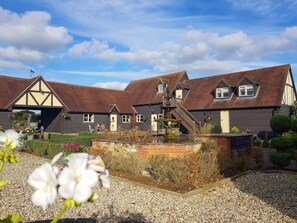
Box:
(100, 170), (110, 189)
(65, 153), (89, 162)
(58, 157), (98, 203)
(0, 129), (20, 148)
(28, 163), (58, 210)
(51, 152), (63, 166)
(88, 156), (106, 173)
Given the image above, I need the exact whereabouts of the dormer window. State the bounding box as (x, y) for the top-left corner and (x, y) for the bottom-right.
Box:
(216, 87), (229, 99)
(158, 84), (164, 93)
(239, 84), (254, 97)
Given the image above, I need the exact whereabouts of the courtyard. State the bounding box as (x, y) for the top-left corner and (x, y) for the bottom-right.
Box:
(0, 152), (296, 223)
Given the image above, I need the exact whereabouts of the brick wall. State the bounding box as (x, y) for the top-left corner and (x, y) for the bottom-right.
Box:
(90, 140), (202, 160)
(195, 134), (252, 156)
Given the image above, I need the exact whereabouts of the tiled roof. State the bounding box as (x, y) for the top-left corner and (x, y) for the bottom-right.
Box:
(0, 75), (38, 109)
(124, 70), (188, 105)
(49, 82), (135, 114)
(0, 75), (134, 114)
(182, 64), (292, 110)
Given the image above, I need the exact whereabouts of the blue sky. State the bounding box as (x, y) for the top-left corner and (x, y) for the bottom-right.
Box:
(0, 0), (297, 89)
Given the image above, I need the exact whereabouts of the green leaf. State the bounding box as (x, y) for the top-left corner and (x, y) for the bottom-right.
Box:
(0, 214), (22, 223)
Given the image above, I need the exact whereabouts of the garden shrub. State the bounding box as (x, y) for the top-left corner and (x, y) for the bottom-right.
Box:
(150, 155), (188, 184)
(270, 115), (291, 135)
(231, 149), (251, 170)
(63, 142), (87, 157)
(287, 148), (297, 160)
(150, 155), (170, 181)
(199, 141), (220, 176)
(99, 129), (153, 143)
(269, 152), (291, 168)
(261, 134), (270, 148)
(251, 147), (264, 168)
(199, 124), (222, 134)
(231, 126), (240, 133)
(167, 158), (188, 184)
(25, 140), (63, 159)
(253, 135), (262, 147)
(109, 153), (146, 174)
(78, 131), (99, 137)
(48, 134), (94, 146)
(270, 136), (293, 152)
(291, 118), (297, 132)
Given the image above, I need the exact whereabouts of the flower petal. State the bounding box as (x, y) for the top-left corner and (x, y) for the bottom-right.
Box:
(51, 152), (63, 165)
(80, 169), (98, 187)
(28, 163), (57, 189)
(73, 183), (92, 203)
(100, 170), (110, 189)
(32, 189), (49, 210)
(58, 182), (75, 199)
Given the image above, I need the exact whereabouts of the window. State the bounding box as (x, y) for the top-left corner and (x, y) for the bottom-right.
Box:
(158, 114), (163, 119)
(176, 89), (183, 99)
(216, 87), (229, 99)
(83, 113), (94, 123)
(122, 115), (130, 123)
(239, 85), (254, 96)
(136, 114), (144, 123)
(158, 84), (164, 93)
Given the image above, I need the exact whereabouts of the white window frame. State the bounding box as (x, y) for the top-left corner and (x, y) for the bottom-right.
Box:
(158, 84), (164, 93)
(83, 113), (94, 123)
(136, 114), (144, 123)
(122, 115), (131, 123)
(176, 89), (183, 99)
(239, 84), (254, 97)
(216, 87), (229, 99)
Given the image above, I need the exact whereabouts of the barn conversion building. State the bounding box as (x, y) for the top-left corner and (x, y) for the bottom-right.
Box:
(0, 64), (296, 135)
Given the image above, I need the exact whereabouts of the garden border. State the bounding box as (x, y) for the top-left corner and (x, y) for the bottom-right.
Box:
(111, 169), (297, 198)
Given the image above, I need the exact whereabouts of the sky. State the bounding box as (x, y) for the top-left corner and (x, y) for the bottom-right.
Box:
(0, 0), (297, 90)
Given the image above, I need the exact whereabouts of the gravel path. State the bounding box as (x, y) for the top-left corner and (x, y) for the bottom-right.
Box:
(0, 152), (296, 223)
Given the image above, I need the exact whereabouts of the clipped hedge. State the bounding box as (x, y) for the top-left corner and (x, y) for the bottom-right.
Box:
(48, 134), (94, 146)
(269, 152), (291, 168)
(25, 140), (63, 159)
(78, 131), (99, 137)
(291, 118), (297, 132)
(270, 115), (291, 135)
(25, 140), (88, 159)
(270, 136), (293, 152)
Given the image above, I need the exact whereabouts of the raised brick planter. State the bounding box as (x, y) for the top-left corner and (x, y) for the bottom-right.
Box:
(195, 133), (253, 156)
(90, 139), (202, 160)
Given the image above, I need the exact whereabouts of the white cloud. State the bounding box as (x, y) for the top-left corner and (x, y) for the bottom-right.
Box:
(0, 7), (72, 70)
(68, 26), (297, 74)
(93, 81), (128, 90)
(282, 26), (297, 39)
(0, 60), (26, 69)
(0, 7), (72, 52)
(0, 47), (49, 62)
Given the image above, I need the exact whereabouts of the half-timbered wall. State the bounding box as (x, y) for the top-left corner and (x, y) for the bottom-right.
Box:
(14, 79), (63, 108)
(282, 71), (296, 106)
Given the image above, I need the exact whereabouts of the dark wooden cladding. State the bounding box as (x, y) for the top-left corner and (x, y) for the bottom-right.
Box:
(63, 113), (108, 133)
(230, 136), (252, 150)
(190, 110), (221, 126)
(0, 111), (12, 129)
(41, 108), (62, 132)
(133, 104), (162, 131)
(229, 108), (274, 135)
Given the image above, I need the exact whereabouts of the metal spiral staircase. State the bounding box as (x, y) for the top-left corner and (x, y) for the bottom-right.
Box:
(169, 99), (200, 135)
